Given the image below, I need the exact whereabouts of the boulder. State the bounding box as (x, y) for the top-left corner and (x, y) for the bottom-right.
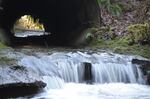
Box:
(132, 59), (150, 75)
(132, 59), (150, 84)
(0, 65), (46, 98)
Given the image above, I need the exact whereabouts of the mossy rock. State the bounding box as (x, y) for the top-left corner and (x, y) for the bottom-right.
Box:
(91, 26), (116, 40)
(127, 22), (150, 44)
(0, 42), (7, 49)
(0, 56), (17, 65)
(91, 36), (150, 58)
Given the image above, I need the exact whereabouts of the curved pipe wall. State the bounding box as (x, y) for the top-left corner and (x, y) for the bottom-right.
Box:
(0, 0), (100, 46)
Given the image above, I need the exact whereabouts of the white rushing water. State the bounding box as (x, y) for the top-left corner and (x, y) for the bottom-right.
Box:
(19, 51), (145, 84)
(33, 83), (150, 99)
(18, 51), (150, 99)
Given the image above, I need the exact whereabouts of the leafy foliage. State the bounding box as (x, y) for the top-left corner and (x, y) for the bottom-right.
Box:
(86, 27), (116, 41)
(90, 0), (150, 58)
(14, 15), (44, 31)
(97, 0), (122, 16)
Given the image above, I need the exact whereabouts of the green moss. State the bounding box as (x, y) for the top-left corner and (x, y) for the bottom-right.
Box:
(91, 37), (150, 58)
(0, 57), (12, 62)
(89, 26), (116, 41)
(127, 22), (150, 43)
(89, 21), (150, 58)
(0, 56), (16, 65)
(0, 42), (7, 49)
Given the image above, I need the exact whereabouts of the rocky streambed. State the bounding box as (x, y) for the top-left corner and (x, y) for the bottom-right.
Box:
(0, 48), (46, 98)
(0, 47), (150, 98)
(0, 65), (46, 98)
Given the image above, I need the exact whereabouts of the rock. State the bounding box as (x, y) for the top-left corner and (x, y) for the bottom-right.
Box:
(132, 59), (150, 65)
(83, 62), (93, 84)
(132, 59), (150, 84)
(0, 65), (46, 98)
(139, 40), (150, 45)
(0, 81), (46, 98)
(132, 59), (150, 75)
(147, 71), (150, 85)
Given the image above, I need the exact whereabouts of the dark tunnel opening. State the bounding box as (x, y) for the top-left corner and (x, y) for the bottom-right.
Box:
(0, 0), (100, 46)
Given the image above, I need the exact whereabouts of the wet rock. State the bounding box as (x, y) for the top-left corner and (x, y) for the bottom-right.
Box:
(147, 71), (150, 85)
(83, 62), (93, 84)
(132, 59), (150, 65)
(132, 59), (150, 75)
(132, 59), (150, 84)
(0, 81), (46, 98)
(0, 65), (46, 98)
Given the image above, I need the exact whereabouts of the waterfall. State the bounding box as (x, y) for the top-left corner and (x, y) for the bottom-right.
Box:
(18, 51), (145, 87)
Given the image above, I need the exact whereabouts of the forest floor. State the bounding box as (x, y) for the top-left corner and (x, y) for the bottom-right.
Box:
(91, 0), (150, 58)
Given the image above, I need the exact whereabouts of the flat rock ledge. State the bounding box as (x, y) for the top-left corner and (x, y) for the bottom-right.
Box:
(0, 65), (46, 98)
(0, 81), (46, 98)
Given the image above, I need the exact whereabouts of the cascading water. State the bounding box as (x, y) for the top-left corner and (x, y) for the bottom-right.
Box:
(18, 51), (150, 98)
(19, 51), (145, 84)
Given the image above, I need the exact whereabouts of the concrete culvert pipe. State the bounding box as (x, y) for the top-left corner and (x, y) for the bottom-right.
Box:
(0, 0), (100, 46)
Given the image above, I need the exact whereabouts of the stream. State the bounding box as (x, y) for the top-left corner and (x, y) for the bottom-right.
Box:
(1, 47), (150, 99)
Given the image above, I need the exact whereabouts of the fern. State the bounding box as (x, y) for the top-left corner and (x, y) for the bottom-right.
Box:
(97, 0), (122, 17)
